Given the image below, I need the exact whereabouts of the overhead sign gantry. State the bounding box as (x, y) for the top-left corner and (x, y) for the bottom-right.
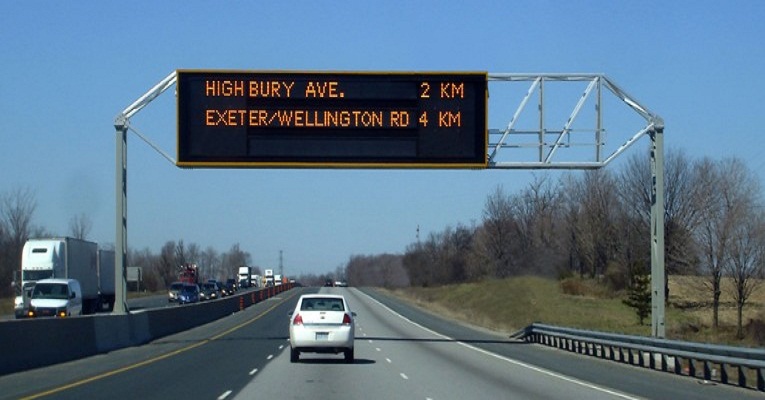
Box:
(176, 70), (487, 168)
(114, 70), (665, 338)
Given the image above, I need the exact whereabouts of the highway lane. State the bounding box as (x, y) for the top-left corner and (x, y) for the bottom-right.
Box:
(355, 288), (761, 400)
(1, 286), (760, 399)
(237, 287), (637, 400)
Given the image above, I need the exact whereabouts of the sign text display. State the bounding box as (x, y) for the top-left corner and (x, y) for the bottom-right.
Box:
(177, 71), (487, 168)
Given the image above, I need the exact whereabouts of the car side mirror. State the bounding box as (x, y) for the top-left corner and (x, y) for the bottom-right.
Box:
(352, 312), (357, 317)
(70, 292), (76, 299)
(288, 311), (293, 317)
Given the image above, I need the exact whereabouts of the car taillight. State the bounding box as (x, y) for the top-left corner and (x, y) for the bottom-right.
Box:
(342, 313), (352, 325)
(293, 314), (303, 325)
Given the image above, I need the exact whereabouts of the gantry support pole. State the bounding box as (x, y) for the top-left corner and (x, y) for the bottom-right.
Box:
(650, 118), (666, 337)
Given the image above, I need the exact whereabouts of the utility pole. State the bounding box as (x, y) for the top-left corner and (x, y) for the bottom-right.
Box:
(279, 250), (284, 276)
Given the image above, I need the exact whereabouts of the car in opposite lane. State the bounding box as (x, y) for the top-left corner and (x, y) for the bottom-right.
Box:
(167, 282), (184, 303)
(178, 283), (200, 304)
(200, 282), (220, 301)
(289, 294), (355, 363)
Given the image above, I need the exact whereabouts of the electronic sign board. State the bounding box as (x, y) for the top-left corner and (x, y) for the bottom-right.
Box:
(176, 70), (488, 168)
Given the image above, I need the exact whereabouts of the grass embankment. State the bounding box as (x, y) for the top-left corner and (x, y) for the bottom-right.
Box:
(388, 275), (765, 347)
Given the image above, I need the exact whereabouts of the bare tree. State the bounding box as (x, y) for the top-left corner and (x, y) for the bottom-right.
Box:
(200, 246), (220, 280)
(1, 187), (36, 246)
(716, 159), (765, 338)
(221, 243), (251, 273)
(0, 187), (37, 297)
(174, 240), (187, 266)
(561, 170), (621, 279)
(159, 241), (178, 286)
(479, 185), (515, 277)
(727, 210), (765, 338)
(510, 174), (565, 276)
(68, 213), (92, 239)
(185, 242), (201, 275)
(695, 158), (755, 329)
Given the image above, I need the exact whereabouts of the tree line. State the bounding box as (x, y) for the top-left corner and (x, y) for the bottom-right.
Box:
(3, 148), (764, 337)
(0, 186), (257, 296)
(342, 149), (765, 338)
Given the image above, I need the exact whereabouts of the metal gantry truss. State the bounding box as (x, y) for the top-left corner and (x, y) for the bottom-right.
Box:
(486, 73), (663, 169)
(113, 71), (666, 338)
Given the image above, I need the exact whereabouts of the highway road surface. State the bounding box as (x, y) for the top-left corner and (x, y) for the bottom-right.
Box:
(0, 286), (759, 400)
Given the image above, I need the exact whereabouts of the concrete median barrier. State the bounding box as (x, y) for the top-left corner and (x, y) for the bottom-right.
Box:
(0, 285), (292, 376)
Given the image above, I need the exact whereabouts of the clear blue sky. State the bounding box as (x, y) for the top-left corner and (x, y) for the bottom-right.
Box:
(2, 1), (764, 276)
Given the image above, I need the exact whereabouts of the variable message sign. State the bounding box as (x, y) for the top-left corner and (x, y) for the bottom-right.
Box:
(176, 70), (487, 168)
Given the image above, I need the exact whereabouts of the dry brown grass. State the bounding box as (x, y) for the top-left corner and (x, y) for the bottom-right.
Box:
(388, 275), (765, 347)
(667, 275), (764, 345)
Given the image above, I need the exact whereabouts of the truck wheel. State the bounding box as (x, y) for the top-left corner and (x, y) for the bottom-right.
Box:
(290, 348), (299, 363)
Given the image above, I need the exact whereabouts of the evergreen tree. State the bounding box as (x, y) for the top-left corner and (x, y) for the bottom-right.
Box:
(623, 274), (651, 325)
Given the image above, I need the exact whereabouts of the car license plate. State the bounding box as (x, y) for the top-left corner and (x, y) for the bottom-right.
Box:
(316, 332), (329, 341)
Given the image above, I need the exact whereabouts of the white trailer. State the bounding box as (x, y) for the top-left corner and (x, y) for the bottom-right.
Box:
(18, 237), (105, 315)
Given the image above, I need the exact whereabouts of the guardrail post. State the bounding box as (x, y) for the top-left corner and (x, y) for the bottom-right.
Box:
(703, 361), (712, 381)
(738, 365), (746, 388)
(721, 364), (729, 385)
(757, 368), (764, 391)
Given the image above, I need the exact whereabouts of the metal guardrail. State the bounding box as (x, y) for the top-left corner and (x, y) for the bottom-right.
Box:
(515, 323), (765, 392)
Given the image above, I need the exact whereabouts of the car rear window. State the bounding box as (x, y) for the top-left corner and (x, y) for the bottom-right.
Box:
(300, 297), (345, 311)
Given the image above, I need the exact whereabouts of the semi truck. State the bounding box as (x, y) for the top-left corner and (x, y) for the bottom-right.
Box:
(264, 269), (273, 287)
(264, 269), (274, 287)
(238, 266), (252, 288)
(15, 237), (115, 317)
(179, 263), (199, 284)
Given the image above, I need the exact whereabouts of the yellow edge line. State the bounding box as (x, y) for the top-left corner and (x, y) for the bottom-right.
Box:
(22, 290), (300, 400)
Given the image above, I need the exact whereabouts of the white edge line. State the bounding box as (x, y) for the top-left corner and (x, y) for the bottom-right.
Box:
(217, 390), (232, 400)
(358, 289), (644, 400)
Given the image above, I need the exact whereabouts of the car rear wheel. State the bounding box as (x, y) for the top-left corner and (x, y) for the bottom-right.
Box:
(290, 348), (299, 363)
(344, 348), (354, 364)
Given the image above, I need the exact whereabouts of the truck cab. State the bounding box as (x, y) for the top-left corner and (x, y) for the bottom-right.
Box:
(27, 278), (83, 318)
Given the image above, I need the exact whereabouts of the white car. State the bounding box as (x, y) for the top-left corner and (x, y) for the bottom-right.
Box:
(289, 294), (356, 363)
